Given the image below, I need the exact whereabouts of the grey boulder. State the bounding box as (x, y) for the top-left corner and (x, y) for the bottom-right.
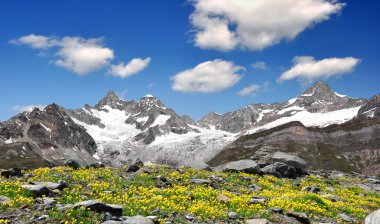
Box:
(223, 160), (260, 174)
(123, 215), (154, 224)
(185, 160), (212, 171)
(74, 200), (123, 216)
(22, 184), (51, 197)
(366, 209), (380, 224)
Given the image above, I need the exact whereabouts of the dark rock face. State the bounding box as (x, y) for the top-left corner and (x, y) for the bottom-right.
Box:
(209, 117), (380, 176)
(26, 104), (97, 155)
(359, 94), (380, 118)
(0, 104), (98, 168)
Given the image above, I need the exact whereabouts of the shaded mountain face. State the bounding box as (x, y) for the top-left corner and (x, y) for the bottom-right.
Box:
(197, 81), (366, 133)
(358, 94), (380, 118)
(208, 117), (380, 176)
(0, 104), (97, 167)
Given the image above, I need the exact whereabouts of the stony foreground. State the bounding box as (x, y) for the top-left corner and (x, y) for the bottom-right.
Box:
(1, 164), (380, 223)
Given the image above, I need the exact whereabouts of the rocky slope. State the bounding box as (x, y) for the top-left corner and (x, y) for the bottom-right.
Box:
(0, 104), (97, 168)
(209, 116), (380, 175)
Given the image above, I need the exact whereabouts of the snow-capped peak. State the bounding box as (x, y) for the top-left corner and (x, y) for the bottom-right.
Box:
(144, 94), (155, 98)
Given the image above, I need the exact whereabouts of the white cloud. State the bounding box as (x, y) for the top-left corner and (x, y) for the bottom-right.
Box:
(108, 57), (151, 78)
(278, 56), (360, 84)
(9, 34), (56, 49)
(54, 37), (114, 75)
(10, 34), (150, 76)
(238, 82), (269, 97)
(252, 61), (268, 70)
(12, 105), (46, 113)
(171, 59), (243, 93)
(190, 0), (344, 51)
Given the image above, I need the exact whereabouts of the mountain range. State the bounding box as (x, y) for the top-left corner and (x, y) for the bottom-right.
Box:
(1, 81), (379, 175)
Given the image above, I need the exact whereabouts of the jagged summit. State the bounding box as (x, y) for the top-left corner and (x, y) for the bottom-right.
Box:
(105, 90), (120, 100)
(94, 90), (135, 110)
(303, 80), (335, 97)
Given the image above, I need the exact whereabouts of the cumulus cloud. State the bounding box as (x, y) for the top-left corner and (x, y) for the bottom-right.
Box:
(238, 82), (269, 97)
(9, 34), (56, 49)
(10, 34), (150, 76)
(252, 61), (268, 70)
(190, 0), (344, 51)
(278, 56), (360, 84)
(12, 105), (46, 113)
(54, 37), (114, 75)
(171, 59), (243, 93)
(108, 57), (151, 78)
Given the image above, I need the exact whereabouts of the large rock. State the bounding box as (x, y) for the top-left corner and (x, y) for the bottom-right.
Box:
(223, 160), (260, 174)
(1, 168), (23, 178)
(29, 180), (68, 191)
(126, 158), (144, 172)
(22, 185), (51, 197)
(261, 162), (298, 178)
(271, 152), (307, 171)
(123, 215), (154, 224)
(0, 195), (10, 204)
(365, 209), (380, 224)
(185, 160), (212, 171)
(64, 159), (85, 169)
(74, 200), (123, 216)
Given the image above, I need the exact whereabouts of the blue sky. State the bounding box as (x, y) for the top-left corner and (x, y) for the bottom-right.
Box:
(0, 0), (379, 121)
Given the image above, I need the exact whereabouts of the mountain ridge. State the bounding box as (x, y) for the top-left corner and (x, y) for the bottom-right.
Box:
(1, 80), (379, 173)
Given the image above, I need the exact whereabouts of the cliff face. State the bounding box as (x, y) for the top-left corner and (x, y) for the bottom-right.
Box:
(0, 104), (98, 167)
(208, 117), (380, 175)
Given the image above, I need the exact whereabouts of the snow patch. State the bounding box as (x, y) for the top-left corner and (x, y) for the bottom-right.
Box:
(5, 137), (13, 144)
(136, 116), (149, 123)
(40, 123), (52, 139)
(72, 106), (140, 142)
(277, 106), (304, 115)
(248, 106), (361, 134)
(256, 109), (273, 123)
(152, 115), (171, 126)
(334, 92), (348, 98)
(287, 97), (298, 105)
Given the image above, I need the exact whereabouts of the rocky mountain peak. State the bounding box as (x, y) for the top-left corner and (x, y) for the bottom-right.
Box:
(94, 90), (135, 110)
(105, 90), (119, 100)
(137, 94), (166, 110)
(302, 80), (336, 98)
